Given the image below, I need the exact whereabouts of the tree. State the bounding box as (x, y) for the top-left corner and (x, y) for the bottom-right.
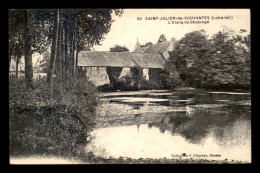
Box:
(8, 10), (25, 78)
(47, 9), (60, 96)
(168, 30), (211, 87)
(39, 52), (50, 73)
(167, 29), (251, 90)
(46, 9), (124, 96)
(9, 9), (124, 93)
(9, 9), (53, 88)
(207, 30), (251, 89)
(21, 10), (34, 89)
(110, 44), (129, 52)
(11, 32), (23, 78)
(145, 42), (153, 46)
(158, 34), (167, 43)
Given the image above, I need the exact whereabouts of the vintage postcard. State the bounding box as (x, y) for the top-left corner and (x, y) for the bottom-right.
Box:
(9, 9), (251, 164)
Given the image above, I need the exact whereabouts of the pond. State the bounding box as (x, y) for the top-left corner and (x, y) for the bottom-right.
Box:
(86, 88), (251, 163)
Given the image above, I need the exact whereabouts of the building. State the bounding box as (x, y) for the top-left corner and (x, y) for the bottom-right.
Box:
(77, 51), (165, 86)
(9, 58), (46, 79)
(133, 38), (175, 60)
(9, 59), (24, 77)
(77, 37), (177, 87)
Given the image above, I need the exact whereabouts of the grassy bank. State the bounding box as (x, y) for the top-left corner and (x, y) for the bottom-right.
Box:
(9, 76), (99, 159)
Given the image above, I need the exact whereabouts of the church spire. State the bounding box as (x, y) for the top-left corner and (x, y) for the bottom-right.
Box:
(133, 37), (141, 52)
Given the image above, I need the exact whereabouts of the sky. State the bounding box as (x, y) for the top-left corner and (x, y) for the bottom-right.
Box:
(93, 9), (250, 52)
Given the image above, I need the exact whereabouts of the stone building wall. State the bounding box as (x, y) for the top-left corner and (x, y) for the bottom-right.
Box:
(119, 67), (132, 79)
(78, 66), (162, 87)
(143, 68), (149, 80)
(78, 66), (110, 86)
(162, 42), (174, 60)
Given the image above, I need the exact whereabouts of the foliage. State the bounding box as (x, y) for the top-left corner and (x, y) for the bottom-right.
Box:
(9, 9), (125, 159)
(9, 9), (53, 88)
(139, 72), (175, 90)
(97, 69), (174, 91)
(97, 83), (116, 92)
(39, 52), (50, 73)
(116, 75), (134, 91)
(9, 10), (25, 60)
(167, 29), (250, 90)
(140, 79), (160, 90)
(158, 34), (167, 42)
(9, 105), (86, 157)
(110, 44), (129, 52)
(8, 9), (53, 60)
(97, 74), (134, 92)
(157, 70), (176, 89)
(77, 9), (124, 48)
(9, 76), (99, 157)
(9, 9), (124, 90)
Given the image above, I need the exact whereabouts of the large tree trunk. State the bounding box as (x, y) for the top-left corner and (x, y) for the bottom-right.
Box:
(75, 44), (79, 78)
(64, 20), (69, 81)
(61, 29), (65, 80)
(60, 10), (64, 81)
(22, 10), (33, 89)
(9, 33), (15, 74)
(55, 10), (63, 95)
(47, 9), (59, 86)
(47, 10), (59, 97)
(75, 21), (80, 78)
(71, 34), (75, 77)
(9, 47), (12, 73)
(69, 31), (75, 79)
(56, 11), (62, 84)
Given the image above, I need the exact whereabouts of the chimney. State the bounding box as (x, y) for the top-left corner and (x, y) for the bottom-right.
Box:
(171, 37), (176, 43)
(146, 42), (153, 46)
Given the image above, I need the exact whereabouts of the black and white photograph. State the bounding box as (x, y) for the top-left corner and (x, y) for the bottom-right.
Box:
(9, 9), (251, 164)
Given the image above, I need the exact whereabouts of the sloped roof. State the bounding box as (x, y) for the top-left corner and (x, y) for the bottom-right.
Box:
(130, 53), (165, 68)
(144, 41), (171, 54)
(78, 51), (165, 68)
(134, 46), (148, 53)
(78, 51), (135, 67)
(133, 42), (149, 53)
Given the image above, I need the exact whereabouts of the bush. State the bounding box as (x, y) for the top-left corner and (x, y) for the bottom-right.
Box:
(140, 78), (161, 90)
(159, 69), (183, 90)
(9, 105), (87, 157)
(9, 76), (99, 158)
(97, 83), (116, 92)
(158, 71), (172, 89)
(115, 80), (128, 91)
(96, 71), (179, 92)
(9, 77), (28, 106)
(116, 75), (134, 91)
(140, 79), (150, 90)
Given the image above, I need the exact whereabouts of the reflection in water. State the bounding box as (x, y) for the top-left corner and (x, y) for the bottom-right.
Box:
(148, 107), (250, 145)
(87, 89), (251, 162)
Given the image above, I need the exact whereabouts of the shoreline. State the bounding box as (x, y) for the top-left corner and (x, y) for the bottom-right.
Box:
(10, 155), (250, 164)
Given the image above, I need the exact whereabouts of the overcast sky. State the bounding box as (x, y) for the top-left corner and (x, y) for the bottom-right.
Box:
(93, 9), (250, 52)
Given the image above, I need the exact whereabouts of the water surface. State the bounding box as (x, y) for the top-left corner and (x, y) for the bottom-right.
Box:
(86, 88), (251, 163)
